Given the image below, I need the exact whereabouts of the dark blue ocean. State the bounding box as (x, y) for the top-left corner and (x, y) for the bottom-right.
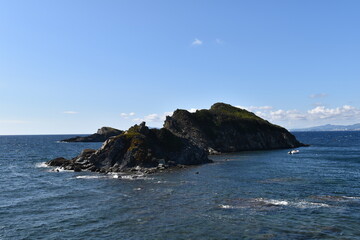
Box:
(1, 132), (360, 240)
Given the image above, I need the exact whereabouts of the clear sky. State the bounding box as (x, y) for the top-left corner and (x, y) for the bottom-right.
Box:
(1, 0), (360, 134)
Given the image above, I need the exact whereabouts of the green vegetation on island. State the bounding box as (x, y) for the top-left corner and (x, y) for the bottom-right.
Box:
(48, 103), (305, 173)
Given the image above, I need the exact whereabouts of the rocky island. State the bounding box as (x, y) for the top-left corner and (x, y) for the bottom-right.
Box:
(49, 122), (210, 173)
(47, 103), (305, 173)
(61, 127), (123, 142)
(165, 103), (304, 153)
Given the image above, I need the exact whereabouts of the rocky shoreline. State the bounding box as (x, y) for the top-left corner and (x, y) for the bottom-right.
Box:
(47, 103), (306, 174)
(48, 122), (211, 173)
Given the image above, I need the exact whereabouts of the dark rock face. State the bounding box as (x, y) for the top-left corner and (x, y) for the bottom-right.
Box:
(48, 102), (306, 173)
(61, 127), (123, 142)
(48, 122), (211, 172)
(47, 157), (70, 167)
(164, 103), (305, 153)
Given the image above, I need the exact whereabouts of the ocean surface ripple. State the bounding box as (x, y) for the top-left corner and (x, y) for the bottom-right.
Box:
(1, 132), (360, 239)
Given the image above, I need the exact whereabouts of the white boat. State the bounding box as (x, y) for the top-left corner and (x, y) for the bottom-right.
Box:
(288, 150), (300, 154)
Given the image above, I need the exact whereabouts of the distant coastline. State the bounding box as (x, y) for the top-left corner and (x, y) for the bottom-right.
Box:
(292, 123), (360, 132)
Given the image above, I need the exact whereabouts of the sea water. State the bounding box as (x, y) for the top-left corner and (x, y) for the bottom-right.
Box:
(1, 132), (360, 239)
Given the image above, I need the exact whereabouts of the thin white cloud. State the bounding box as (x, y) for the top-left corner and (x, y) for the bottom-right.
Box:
(236, 105), (273, 111)
(256, 106), (273, 110)
(133, 112), (173, 123)
(192, 38), (203, 46)
(238, 104), (360, 128)
(215, 38), (223, 44)
(145, 114), (162, 122)
(309, 93), (328, 99)
(188, 108), (198, 113)
(120, 112), (136, 119)
(307, 105), (359, 120)
(63, 111), (78, 114)
(312, 102), (325, 107)
(268, 109), (307, 121)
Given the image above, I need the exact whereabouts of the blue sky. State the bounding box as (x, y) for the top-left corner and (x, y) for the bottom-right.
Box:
(1, 0), (360, 134)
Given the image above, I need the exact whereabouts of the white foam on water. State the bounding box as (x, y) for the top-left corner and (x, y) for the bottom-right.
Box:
(257, 198), (330, 208)
(261, 199), (289, 206)
(119, 175), (136, 180)
(219, 204), (238, 209)
(107, 172), (123, 179)
(310, 195), (360, 202)
(48, 167), (73, 173)
(293, 201), (331, 209)
(75, 175), (103, 179)
(156, 180), (168, 184)
(35, 162), (49, 168)
(112, 173), (154, 181)
(219, 198), (289, 210)
(220, 198), (332, 210)
(341, 196), (360, 200)
(119, 174), (148, 180)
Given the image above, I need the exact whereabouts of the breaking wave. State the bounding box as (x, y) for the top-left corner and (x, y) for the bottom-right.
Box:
(75, 175), (104, 179)
(35, 162), (49, 168)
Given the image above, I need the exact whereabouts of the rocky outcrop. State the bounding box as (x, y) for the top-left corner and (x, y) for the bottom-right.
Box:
(61, 127), (123, 142)
(164, 103), (305, 153)
(48, 122), (211, 173)
(48, 102), (306, 174)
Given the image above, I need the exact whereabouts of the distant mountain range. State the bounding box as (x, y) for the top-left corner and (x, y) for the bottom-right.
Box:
(292, 123), (360, 132)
